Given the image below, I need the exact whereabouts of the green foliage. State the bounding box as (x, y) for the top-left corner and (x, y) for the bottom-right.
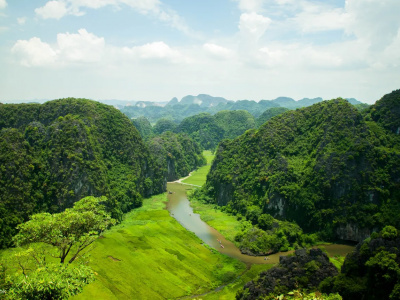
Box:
(177, 113), (225, 150)
(322, 226), (400, 299)
(4, 263), (94, 300)
(381, 225), (398, 239)
(234, 218), (318, 255)
(214, 110), (256, 140)
(132, 116), (154, 140)
(270, 290), (342, 300)
(256, 107), (290, 127)
(153, 118), (177, 135)
(0, 98), (165, 248)
(177, 110), (257, 150)
(0, 196), (112, 299)
(236, 248), (338, 300)
(14, 196), (115, 264)
(366, 89), (400, 134)
(202, 92), (400, 240)
(149, 131), (206, 181)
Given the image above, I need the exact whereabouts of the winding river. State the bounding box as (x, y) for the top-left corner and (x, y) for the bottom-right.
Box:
(166, 182), (355, 265)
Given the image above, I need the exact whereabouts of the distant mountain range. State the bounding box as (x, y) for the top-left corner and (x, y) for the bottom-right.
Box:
(119, 94), (365, 123)
(1, 94), (365, 124)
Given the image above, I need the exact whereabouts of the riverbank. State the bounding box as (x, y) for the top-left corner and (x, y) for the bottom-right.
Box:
(181, 150), (214, 186)
(73, 193), (246, 300)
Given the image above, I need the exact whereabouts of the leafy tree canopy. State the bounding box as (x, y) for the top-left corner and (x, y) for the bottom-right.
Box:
(13, 196), (115, 264)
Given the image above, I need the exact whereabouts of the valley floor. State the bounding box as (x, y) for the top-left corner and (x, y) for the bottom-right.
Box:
(72, 193), (247, 300)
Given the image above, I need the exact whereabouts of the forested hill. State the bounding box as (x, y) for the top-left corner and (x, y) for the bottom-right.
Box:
(0, 98), (165, 248)
(176, 110), (256, 150)
(202, 90), (400, 242)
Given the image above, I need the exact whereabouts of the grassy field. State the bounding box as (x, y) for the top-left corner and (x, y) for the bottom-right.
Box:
(189, 196), (243, 244)
(182, 150), (214, 186)
(200, 264), (273, 300)
(72, 193), (246, 300)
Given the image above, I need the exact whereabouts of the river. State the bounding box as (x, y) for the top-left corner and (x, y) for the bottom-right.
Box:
(166, 182), (355, 265)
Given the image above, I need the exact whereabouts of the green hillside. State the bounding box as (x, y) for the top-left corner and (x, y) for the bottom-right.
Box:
(200, 91), (400, 242)
(0, 98), (165, 248)
(148, 131), (206, 181)
(177, 110), (256, 150)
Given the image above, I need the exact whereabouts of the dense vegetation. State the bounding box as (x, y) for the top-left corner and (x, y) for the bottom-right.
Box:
(148, 131), (206, 181)
(0, 98), (166, 248)
(214, 110), (256, 139)
(0, 196), (112, 299)
(191, 189), (318, 255)
(321, 226), (400, 300)
(236, 248), (339, 300)
(255, 107), (289, 128)
(176, 110), (256, 150)
(197, 90), (400, 243)
(132, 116), (154, 141)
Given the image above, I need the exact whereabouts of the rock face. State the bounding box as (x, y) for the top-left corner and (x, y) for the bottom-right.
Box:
(237, 248), (338, 300)
(0, 98), (165, 248)
(205, 91), (400, 241)
(335, 223), (375, 242)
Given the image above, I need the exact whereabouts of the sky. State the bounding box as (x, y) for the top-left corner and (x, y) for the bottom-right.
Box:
(0, 0), (399, 104)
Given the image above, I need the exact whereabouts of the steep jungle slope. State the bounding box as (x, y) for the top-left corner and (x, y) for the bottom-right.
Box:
(177, 110), (257, 150)
(177, 113), (225, 150)
(0, 98), (165, 248)
(214, 110), (256, 140)
(203, 90), (400, 242)
(132, 116), (154, 141)
(256, 107), (289, 128)
(320, 226), (400, 300)
(148, 131), (206, 181)
(237, 248), (339, 300)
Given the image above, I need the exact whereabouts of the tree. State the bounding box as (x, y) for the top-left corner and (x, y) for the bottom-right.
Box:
(0, 196), (114, 299)
(153, 118), (177, 135)
(4, 263), (95, 300)
(13, 196), (115, 264)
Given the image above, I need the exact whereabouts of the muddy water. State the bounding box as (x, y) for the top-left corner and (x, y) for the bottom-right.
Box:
(166, 182), (355, 265)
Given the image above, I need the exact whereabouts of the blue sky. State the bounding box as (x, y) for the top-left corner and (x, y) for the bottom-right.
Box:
(1, 0), (399, 104)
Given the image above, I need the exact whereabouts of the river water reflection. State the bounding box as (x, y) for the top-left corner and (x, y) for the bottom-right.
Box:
(167, 183), (355, 265)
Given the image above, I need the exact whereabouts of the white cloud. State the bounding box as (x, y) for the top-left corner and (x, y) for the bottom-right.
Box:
(57, 29), (105, 63)
(258, 46), (286, 67)
(293, 4), (349, 33)
(35, 1), (68, 20)
(123, 41), (184, 63)
(380, 29), (400, 67)
(236, 0), (264, 12)
(12, 37), (57, 67)
(0, 0), (7, 10)
(11, 29), (104, 67)
(67, 0), (160, 14)
(345, 0), (400, 50)
(34, 0), (193, 36)
(203, 43), (234, 59)
(239, 12), (271, 40)
(17, 17), (26, 25)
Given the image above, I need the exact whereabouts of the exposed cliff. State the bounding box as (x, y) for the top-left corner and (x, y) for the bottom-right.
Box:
(203, 91), (400, 241)
(0, 98), (165, 248)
